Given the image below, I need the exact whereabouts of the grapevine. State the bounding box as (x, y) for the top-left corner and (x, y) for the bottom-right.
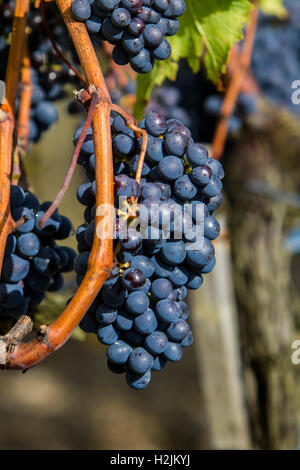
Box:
(1, 0), (299, 453)
(0, 0), (258, 389)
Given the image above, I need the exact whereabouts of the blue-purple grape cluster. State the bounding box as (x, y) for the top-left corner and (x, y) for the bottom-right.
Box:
(252, 0), (300, 114)
(71, 0), (186, 73)
(0, 185), (76, 319)
(74, 110), (223, 389)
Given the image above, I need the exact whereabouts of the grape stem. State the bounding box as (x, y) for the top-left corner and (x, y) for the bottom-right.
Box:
(39, 91), (99, 227)
(227, 44), (259, 96)
(111, 103), (148, 184)
(0, 0), (114, 370)
(41, 0), (87, 86)
(41, 84), (145, 227)
(12, 36), (33, 186)
(1, 316), (33, 349)
(212, 3), (259, 160)
(0, 0), (30, 275)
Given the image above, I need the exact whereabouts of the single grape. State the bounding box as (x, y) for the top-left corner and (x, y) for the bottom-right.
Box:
(97, 324), (119, 345)
(204, 216), (220, 240)
(126, 291), (150, 315)
(206, 158), (225, 180)
(12, 207), (35, 233)
(134, 308), (158, 335)
(111, 7), (131, 27)
(126, 370), (151, 389)
(113, 133), (135, 155)
(166, 319), (190, 342)
(10, 185), (25, 209)
(107, 340), (132, 365)
(164, 0), (186, 18)
(114, 174), (135, 197)
(150, 278), (173, 300)
(121, 268), (146, 291)
(122, 32), (145, 54)
(169, 266), (189, 286)
(143, 24), (164, 48)
(152, 38), (171, 60)
(158, 156), (184, 181)
(163, 127), (189, 156)
(154, 0), (170, 12)
(145, 136), (164, 164)
(163, 341), (183, 361)
(185, 237), (215, 269)
(16, 233), (40, 258)
(174, 175), (197, 200)
(96, 304), (118, 324)
(202, 176), (222, 197)
(161, 240), (186, 265)
(128, 347), (154, 374)
(145, 111), (167, 137)
(190, 165), (213, 186)
(128, 18), (145, 36)
(130, 48), (151, 72)
(201, 256), (216, 274)
(144, 330), (168, 355)
(120, 228), (143, 252)
(136, 7), (152, 23)
(186, 142), (209, 166)
(71, 0), (91, 21)
(155, 299), (180, 323)
(141, 183), (162, 200)
(186, 273), (203, 290)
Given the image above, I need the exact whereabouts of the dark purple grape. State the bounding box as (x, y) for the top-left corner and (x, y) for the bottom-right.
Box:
(122, 268), (146, 290)
(120, 228), (143, 252)
(143, 24), (164, 48)
(145, 111), (167, 136)
(128, 18), (145, 36)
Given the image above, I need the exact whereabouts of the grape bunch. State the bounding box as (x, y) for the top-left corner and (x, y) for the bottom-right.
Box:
(74, 111), (223, 389)
(71, 0), (186, 73)
(252, 0), (300, 113)
(0, 185), (76, 319)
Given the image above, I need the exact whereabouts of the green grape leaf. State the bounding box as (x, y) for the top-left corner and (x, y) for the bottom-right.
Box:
(134, 0), (252, 120)
(259, 0), (287, 18)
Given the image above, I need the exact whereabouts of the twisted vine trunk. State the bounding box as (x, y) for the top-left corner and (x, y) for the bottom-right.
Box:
(224, 101), (300, 449)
